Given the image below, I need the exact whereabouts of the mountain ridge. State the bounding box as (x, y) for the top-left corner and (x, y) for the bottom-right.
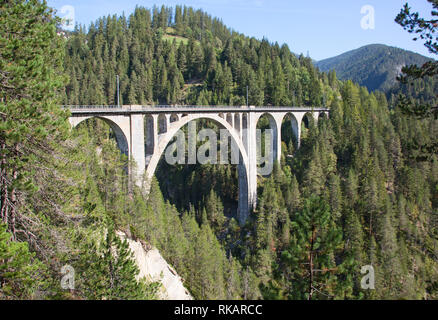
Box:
(316, 43), (434, 92)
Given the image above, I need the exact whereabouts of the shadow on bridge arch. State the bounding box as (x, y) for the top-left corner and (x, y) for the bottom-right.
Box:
(318, 111), (329, 122)
(145, 114), (251, 223)
(302, 112), (317, 129)
(170, 114), (179, 123)
(158, 114), (167, 134)
(70, 116), (130, 158)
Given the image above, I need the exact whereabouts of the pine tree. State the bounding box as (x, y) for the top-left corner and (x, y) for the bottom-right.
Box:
(204, 189), (226, 235)
(75, 224), (159, 300)
(0, 224), (46, 299)
(395, 0), (438, 121)
(0, 0), (70, 239)
(282, 196), (342, 300)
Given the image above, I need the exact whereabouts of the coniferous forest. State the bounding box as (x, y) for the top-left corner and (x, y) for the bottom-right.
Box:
(1, 1), (438, 300)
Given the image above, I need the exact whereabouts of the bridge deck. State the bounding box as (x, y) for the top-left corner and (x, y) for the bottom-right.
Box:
(65, 105), (329, 115)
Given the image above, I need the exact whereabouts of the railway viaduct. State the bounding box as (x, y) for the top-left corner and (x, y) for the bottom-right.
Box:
(67, 105), (329, 224)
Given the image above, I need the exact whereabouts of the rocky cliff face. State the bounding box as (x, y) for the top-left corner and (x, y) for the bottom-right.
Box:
(117, 231), (193, 300)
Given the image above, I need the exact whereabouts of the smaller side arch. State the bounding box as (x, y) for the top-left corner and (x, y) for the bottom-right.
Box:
(158, 114), (167, 134)
(281, 112), (300, 151)
(242, 113), (248, 130)
(318, 112), (329, 121)
(69, 115), (130, 157)
(255, 112), (280, 168)
(302, 112), (317, 129)
(170, 114), (179, 123)
(234, 113), (241, 133)
(145, 115), (156, 156)
(226, 113), (233, 126)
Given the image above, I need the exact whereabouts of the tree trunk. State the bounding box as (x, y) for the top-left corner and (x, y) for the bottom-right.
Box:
(0, 141), (8, 226)
(308, 226), (315, 300)
(10, 157), (17, 240)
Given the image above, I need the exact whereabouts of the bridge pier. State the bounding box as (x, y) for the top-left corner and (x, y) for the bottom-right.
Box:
(130, 114), (146, 184)
(245, 112), (258, 219)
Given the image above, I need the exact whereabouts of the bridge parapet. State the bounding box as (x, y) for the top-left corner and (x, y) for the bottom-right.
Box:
(64, 105), (330, 114)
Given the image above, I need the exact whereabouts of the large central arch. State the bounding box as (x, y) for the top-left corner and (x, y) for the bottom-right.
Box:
(145, 113), (251, 224)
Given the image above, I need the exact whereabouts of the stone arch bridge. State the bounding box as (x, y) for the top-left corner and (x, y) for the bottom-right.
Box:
(67, 105), (329, 225)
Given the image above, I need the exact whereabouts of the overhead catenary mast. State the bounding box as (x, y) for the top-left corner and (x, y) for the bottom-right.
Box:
(116, 75), (120, 107)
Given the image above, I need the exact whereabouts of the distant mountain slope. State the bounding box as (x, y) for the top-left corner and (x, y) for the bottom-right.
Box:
(316, 44), (433, 92)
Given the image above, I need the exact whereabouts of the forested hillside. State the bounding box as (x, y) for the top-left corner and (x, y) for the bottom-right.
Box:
(1, 2), (438, 300)
(388, 75), (438, 124)
(316, 44), (433, 92)
(63, 5), (328, 107)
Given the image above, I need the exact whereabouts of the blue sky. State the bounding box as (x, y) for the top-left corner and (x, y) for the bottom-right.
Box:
(47, 0), (436, 61)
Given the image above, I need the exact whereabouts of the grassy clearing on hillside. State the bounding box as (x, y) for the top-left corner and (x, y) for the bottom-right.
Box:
(162, 34), (189, 45)
(162, 27), (189, 45)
